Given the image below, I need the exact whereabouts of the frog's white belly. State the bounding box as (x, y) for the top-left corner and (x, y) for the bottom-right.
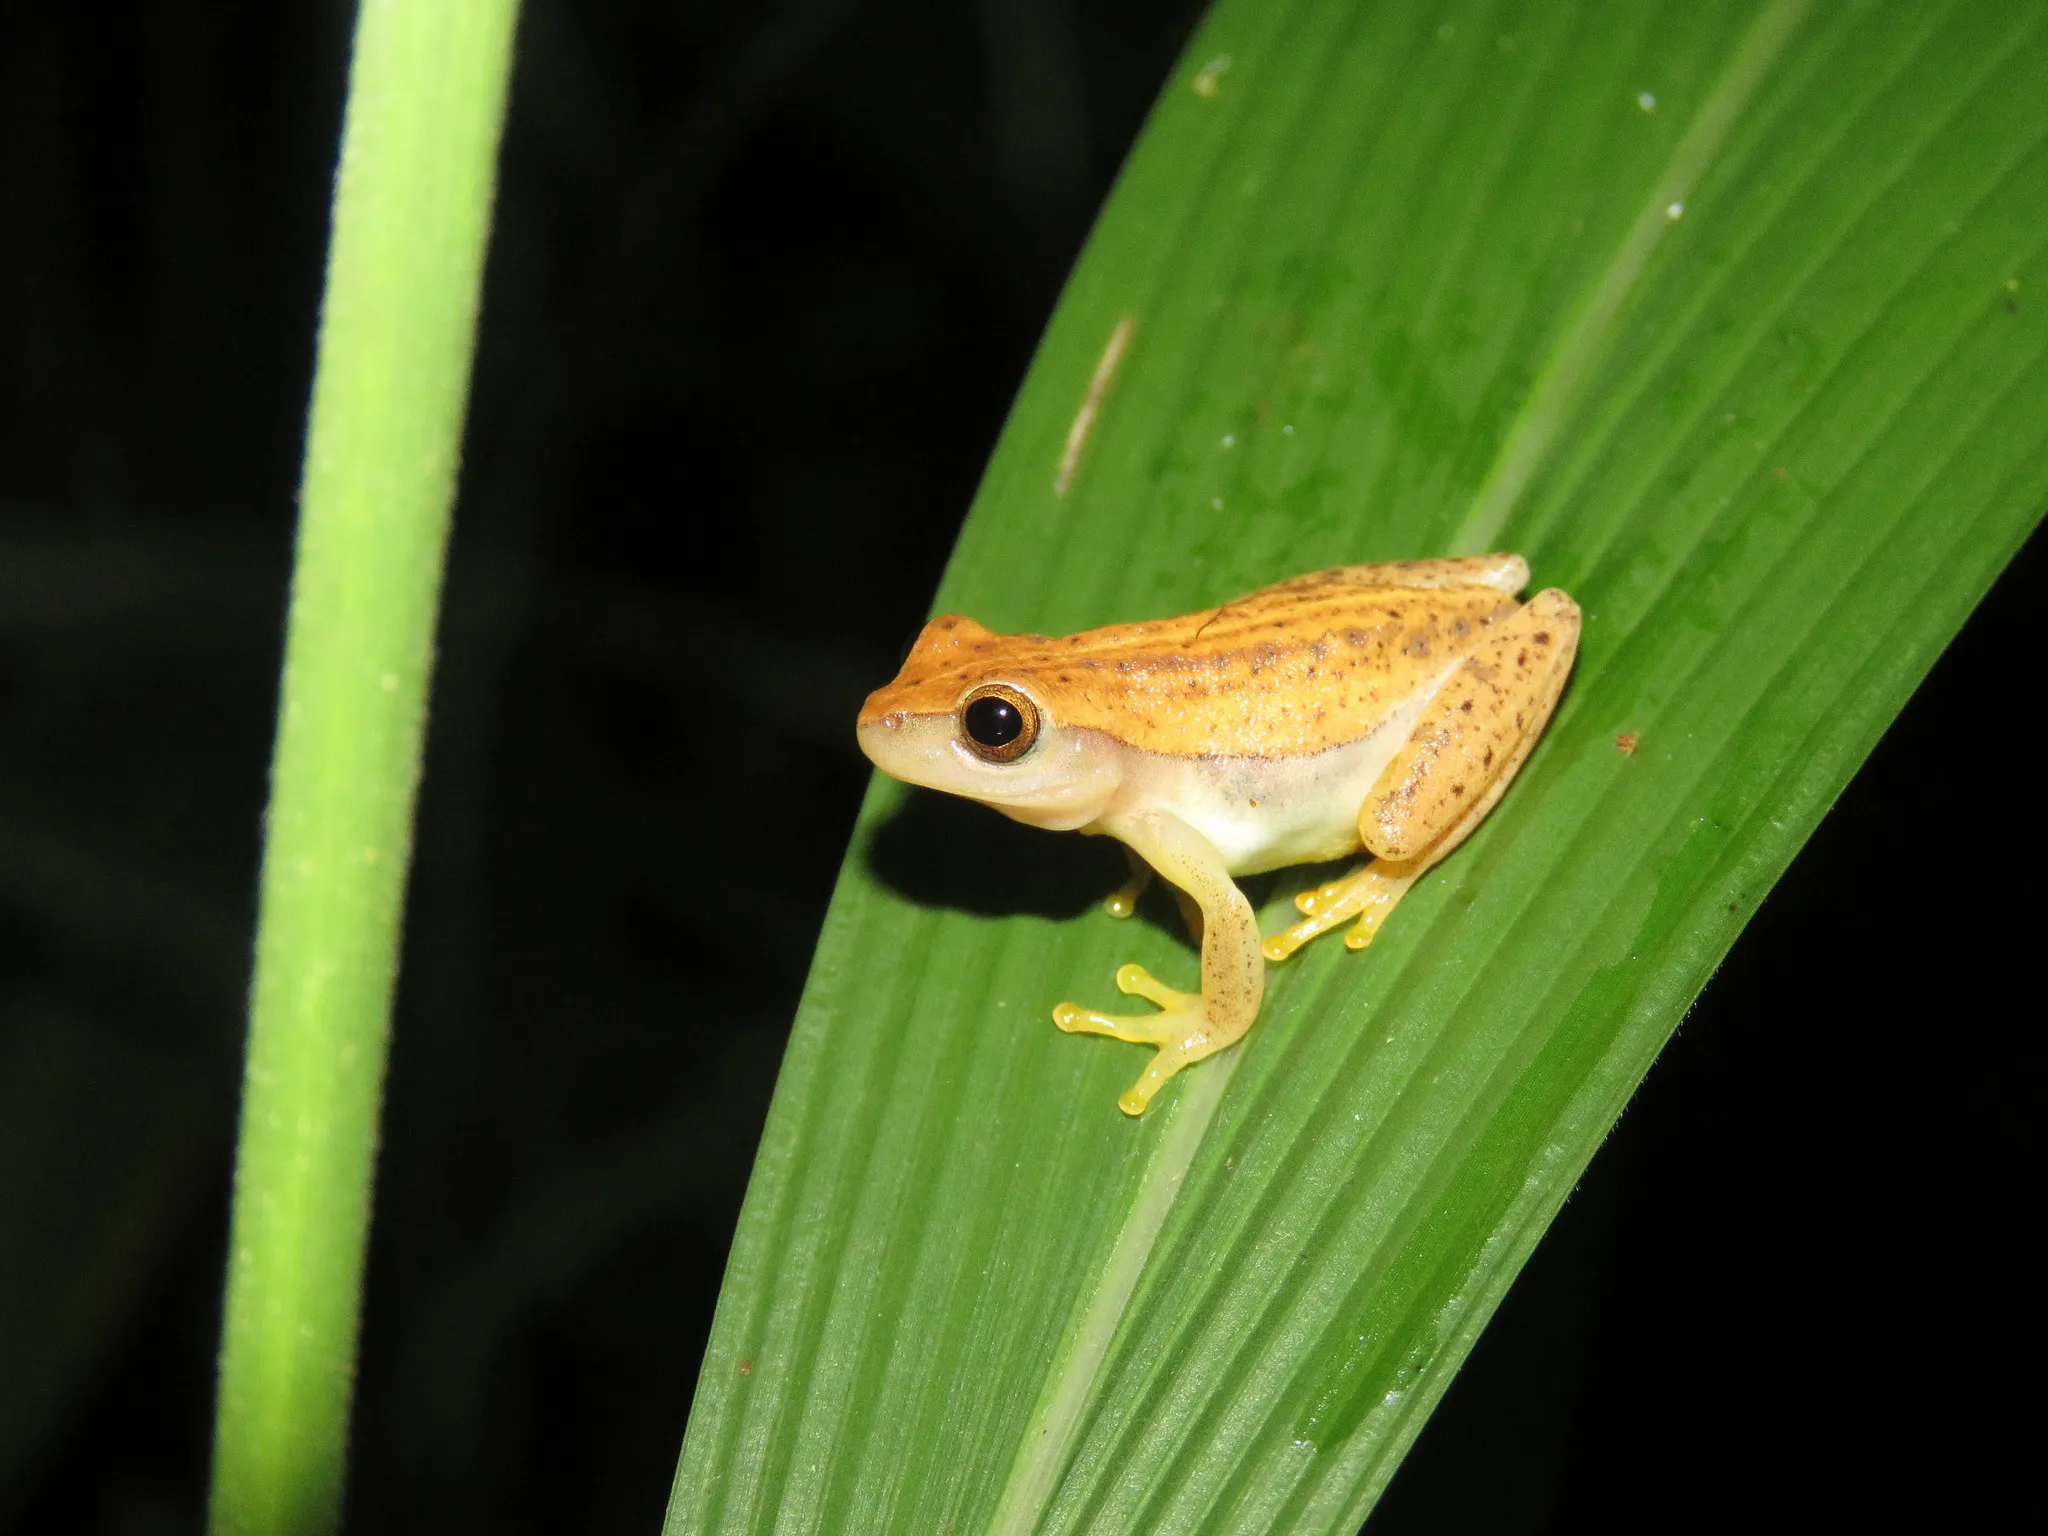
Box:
(1112, 670), (1449, 875)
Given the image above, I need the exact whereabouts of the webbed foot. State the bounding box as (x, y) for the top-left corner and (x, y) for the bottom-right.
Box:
(1054, 964), (1219, 1116)
(1259, 863), (1418, 961)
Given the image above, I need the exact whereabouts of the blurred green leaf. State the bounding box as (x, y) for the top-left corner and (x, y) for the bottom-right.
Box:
(665, 2), (2048, 1532)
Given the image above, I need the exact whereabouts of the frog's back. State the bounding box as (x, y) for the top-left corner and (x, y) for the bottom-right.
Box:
(882, 556), (1533, 760)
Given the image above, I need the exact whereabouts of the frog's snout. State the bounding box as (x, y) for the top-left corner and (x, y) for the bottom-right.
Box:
(856, 709), (931, 778)
(854, 687), (911, 737)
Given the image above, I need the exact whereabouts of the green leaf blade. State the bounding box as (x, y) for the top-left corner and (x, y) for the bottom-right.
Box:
(667, 3), (2048, 1533)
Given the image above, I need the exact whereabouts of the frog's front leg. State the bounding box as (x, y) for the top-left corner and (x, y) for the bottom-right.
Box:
(1053, 810), (1261, 1116)
(1101, 846), (1207, 942)
(1264, 589), (1581, 959)
(1102, 846), (1151, 918)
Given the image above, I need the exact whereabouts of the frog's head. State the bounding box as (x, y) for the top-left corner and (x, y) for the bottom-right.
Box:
(857, 614), (1125, 832)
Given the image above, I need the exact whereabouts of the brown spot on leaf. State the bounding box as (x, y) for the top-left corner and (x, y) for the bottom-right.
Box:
(1615, 732), (1639, 755)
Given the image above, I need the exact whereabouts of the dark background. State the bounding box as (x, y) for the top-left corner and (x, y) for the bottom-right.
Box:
(0, 1), (2037, 1532)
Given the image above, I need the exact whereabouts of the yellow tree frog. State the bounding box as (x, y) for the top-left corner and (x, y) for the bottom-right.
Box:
(857, 554), (1579, 1116)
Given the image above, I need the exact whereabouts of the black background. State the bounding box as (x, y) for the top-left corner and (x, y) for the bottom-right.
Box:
(1, 1), (2037, 1532)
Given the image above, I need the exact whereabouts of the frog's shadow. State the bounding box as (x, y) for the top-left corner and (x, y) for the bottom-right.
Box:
(864, 788), (1280, 945)
(866, 787), (1128, 925)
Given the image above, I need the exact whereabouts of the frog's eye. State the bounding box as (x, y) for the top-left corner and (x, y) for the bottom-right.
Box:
(960, 684), (1039, 763)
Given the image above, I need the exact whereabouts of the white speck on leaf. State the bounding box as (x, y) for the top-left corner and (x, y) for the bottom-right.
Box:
(1191, 54), (1232, 98)
(1666, 200), (1685, 219)
(1637, 91), (1656, 112)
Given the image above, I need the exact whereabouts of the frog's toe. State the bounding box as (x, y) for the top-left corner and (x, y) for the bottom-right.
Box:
(1262, 897), (1354, 959)
(1344, 907), (1390, 949)
(1118, 1069), (1176, 1117)
(1115, 1026), (1217, 1116)
(1052, 983), (1189, 1047)
(1114, 963), (1197, 1011)
(1052, 999), (1111, 1036)
(1261, 914), (1322, 961)
(1293, 876), (1353, 916)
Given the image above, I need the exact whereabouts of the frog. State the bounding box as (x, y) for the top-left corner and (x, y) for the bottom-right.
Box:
(856, 553), (1580, 1117)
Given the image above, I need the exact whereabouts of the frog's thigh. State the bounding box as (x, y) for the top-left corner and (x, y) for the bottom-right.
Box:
(1360, 588), (1580, 868)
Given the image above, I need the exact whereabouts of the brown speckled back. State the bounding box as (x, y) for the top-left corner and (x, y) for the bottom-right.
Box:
(861, 560), (1530, 759)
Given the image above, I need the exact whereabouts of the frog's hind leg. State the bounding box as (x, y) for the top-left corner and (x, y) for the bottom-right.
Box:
(1262, 589), (1580, 962)
(1360, 588), (1578, 864)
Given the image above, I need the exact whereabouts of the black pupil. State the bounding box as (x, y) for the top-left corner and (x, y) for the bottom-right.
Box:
(965, 695), (1024, 749)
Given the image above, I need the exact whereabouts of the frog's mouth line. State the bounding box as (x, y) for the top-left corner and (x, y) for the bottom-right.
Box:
(857, 712), (1129, 833)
